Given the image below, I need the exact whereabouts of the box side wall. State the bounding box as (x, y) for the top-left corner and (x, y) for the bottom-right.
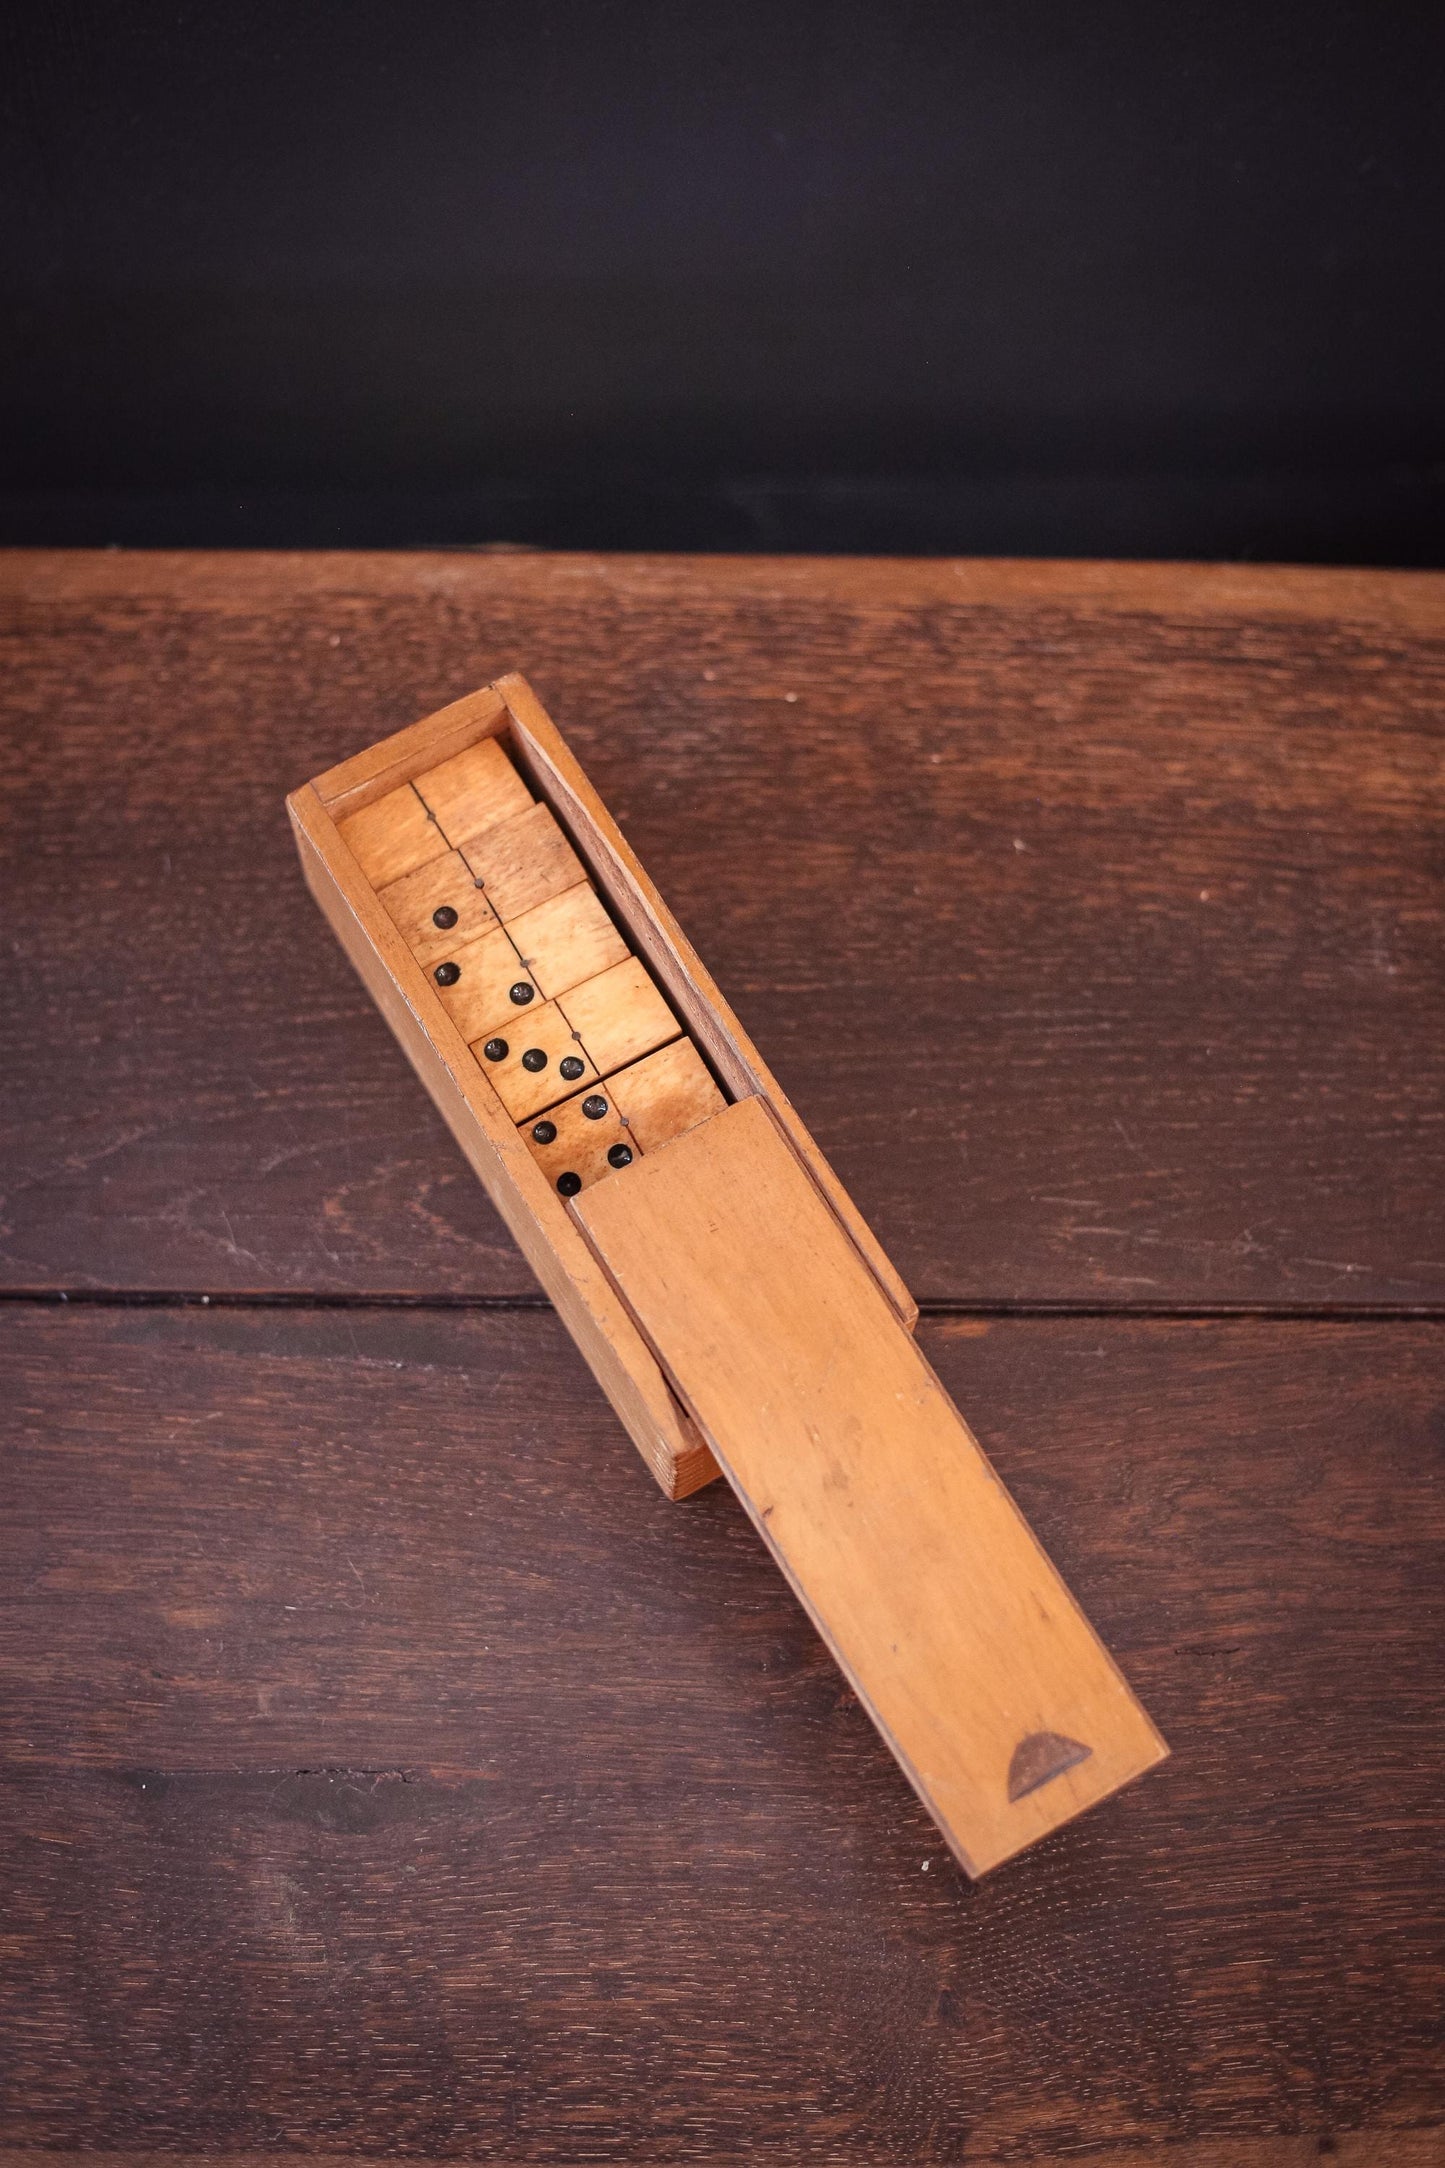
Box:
(313, 685), (511, 819)
(495, 672), (919, 1333)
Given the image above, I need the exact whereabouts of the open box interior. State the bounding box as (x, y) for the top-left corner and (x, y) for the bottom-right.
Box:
(319, 706), (736, 1201)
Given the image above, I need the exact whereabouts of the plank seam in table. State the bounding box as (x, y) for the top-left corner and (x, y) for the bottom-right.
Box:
(0, 549), (1439, 2164)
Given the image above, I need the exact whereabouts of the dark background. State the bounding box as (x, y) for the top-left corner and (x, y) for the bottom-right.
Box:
(2, 0), (1442, 561)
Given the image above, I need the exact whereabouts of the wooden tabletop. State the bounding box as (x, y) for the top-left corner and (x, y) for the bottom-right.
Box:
(1, 551), (1441, 2164)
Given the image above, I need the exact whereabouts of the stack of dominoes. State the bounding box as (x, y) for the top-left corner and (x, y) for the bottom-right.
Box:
(336, 736), (725, 1196)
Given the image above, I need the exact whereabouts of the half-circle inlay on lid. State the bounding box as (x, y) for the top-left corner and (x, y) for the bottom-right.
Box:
(1008, 1730), (1092, 1803)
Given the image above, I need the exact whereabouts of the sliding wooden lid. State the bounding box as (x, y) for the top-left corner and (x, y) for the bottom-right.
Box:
(577, 1095), (1167, 1875)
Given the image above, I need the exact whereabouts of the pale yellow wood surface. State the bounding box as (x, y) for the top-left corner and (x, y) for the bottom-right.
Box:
(609, 1038), (726, 1154)
(576, 1095), (1167, 1874)
(522, 1081), (633, 1193)
(462, 801), (587, 922)
(508, 883), (630, 1001)
(558, 956), (682, 1076)
(414, 735), (534, 848)
(429, 924), (538, 1043)
(288, 783), (717, 1499)
(479, 999), (599, 1121)
(376, 847), (497, 968)
(336, 783), (445, 888)
(497, 670), (920, 1333)
(311, 682), (509, 820)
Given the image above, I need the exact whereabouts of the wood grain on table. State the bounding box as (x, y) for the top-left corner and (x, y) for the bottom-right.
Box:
(0, 552), (1441, 2162)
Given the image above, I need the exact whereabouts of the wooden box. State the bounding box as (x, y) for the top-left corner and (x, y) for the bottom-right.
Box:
(288, 674), (1166, 1875)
